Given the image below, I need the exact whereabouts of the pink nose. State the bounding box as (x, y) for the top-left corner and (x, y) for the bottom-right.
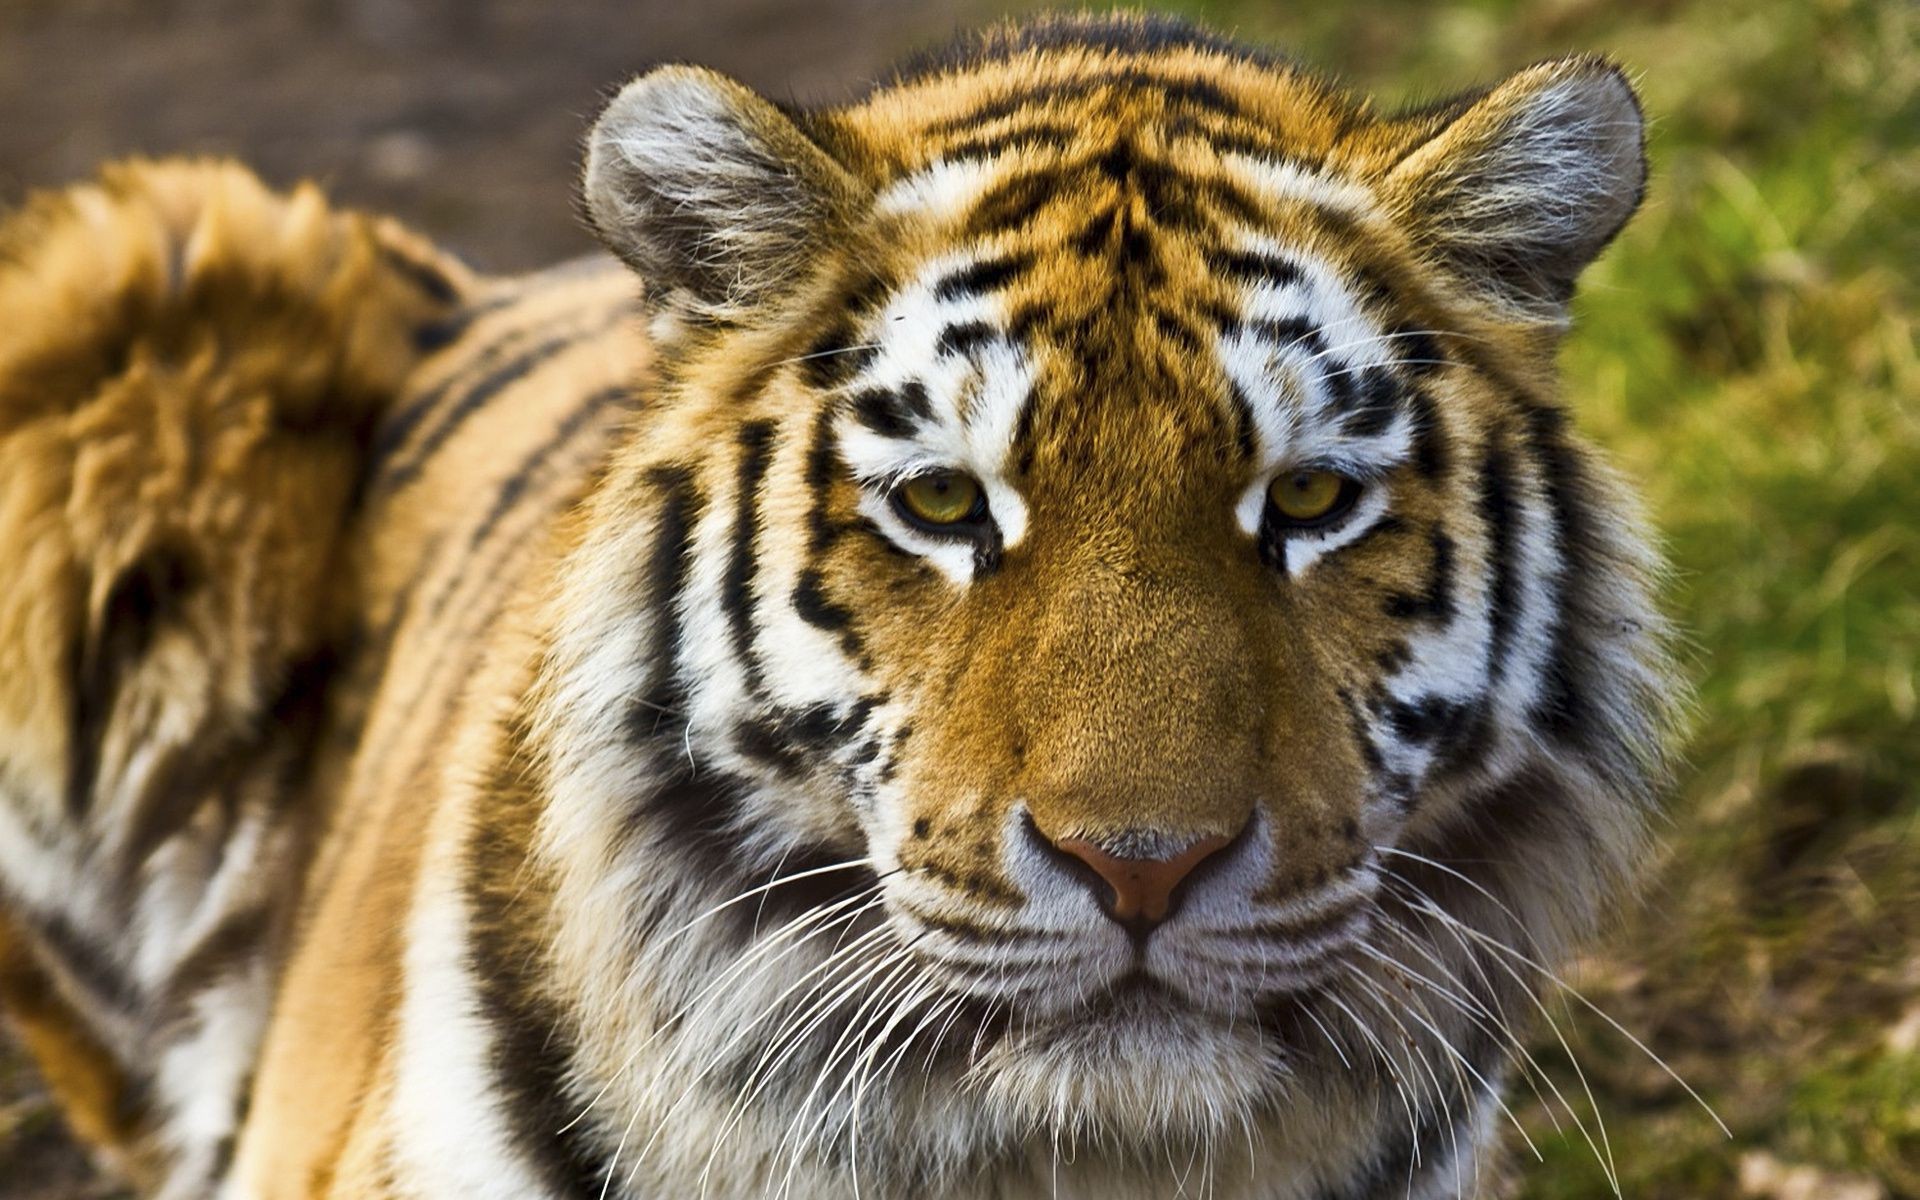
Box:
(1050, 833), (1235, 926)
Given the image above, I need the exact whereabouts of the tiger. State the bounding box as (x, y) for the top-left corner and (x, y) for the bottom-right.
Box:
(0, 13), (1676, 1200)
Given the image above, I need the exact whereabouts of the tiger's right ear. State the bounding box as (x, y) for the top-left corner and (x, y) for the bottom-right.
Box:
(583, 67), (861, 326)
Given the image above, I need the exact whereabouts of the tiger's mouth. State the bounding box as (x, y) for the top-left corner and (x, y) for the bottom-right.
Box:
(887, 812), (1379, 1027)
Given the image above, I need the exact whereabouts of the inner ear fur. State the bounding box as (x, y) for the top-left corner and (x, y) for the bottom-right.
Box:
(583, 66), (863, 323)
(1382, 57), (1647, 321)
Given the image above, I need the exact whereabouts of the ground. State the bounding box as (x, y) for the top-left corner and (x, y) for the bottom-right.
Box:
(0, 0), (1914, 1197)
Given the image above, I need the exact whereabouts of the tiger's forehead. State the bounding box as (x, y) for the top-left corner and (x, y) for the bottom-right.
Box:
(805, 45), (1452, 549)
(826, 139), (1427, 508)
(829, 36), (1412, 181)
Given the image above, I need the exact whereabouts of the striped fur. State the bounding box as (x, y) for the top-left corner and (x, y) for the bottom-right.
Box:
(0, 16), (1674, 1199)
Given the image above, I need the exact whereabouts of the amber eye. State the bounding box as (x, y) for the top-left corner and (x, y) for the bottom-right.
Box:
(893, 470), (987, 531)
(1266, 469), (1358, 526)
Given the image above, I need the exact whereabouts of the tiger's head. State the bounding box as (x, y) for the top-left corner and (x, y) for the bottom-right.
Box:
(532, 14), (1673, 1184)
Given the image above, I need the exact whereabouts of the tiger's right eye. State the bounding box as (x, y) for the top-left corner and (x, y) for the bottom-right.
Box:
(1266, 469), (1359, 527)
(892, 471), (987, 532)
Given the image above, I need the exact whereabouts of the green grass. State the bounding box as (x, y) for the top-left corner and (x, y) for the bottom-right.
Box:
(1006, 0), (1920, 1192)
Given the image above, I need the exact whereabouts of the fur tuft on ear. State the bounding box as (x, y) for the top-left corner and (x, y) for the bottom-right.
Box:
(1384, 58), (1646, 321)
(583, 66), (860, 325)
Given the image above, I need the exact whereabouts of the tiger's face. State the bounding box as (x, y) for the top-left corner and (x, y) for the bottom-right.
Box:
(555, 16), (1672, 1162)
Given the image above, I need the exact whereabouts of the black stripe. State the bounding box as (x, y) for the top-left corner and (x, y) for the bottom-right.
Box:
(1251, 317), (1321, 355)
(1344, 367), (1403, 438)
(1337, 688), (1384, 777)
(1012, 388), (1041, 477)
(897, 381), (934, 423)
(632, 465), (705, 730)
(1405, 386), (1448, 479)
(410, 292), (518, 355)
(1383, 529), (1455, 622)
(377, 242), (463, 306)
(375, 312), (628, 498)
(1226, 379), (1258, 462)
(732, 697), (878, 778)
(848, 387), (921, 438)
(1201, 299), (1243, 338)
(722, 422), (778, 696)
(1151, 310), (1203, 357)
(1321, 358), (1358, 414)
(965, 171), (1064, 236)
(803, 408), (840, 555)
(467, 385), (632, 551)
(793, 568), (855, 637)
(1387, 325), (1446, 378)
(1382, 694), (1470, 745)
(1209, 247), (1303, 290)
(933, 253), (1035, 301)
(159, 903), (273, 1013)
(1521, 403), (1592, 745)
(936, 124), (1076, 163)
(464, 761), (609, 1197)
(23, 909), (141, 1016)
(936, 70), (1239, 134)
(120, 644), (335, 874)
(370, 307), (566, 470)
(937, 321), (996, 358)
(1478, 440), (1520, 684)
(799, 322), (879, 391)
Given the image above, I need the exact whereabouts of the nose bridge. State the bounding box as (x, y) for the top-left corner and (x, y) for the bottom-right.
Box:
(1017, 546), (1262, 844)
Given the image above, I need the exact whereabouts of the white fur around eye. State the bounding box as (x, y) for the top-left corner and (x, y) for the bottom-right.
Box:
(1280, 485), (1391, 577)
(1235, 472), (1390, 579)
(832, 250), (1036, 583)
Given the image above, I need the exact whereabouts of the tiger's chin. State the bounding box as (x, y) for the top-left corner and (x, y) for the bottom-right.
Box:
(961, 977), (1302, 1143)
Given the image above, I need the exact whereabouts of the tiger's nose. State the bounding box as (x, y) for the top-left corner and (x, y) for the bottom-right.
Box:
(1039, 824), (1241, 931)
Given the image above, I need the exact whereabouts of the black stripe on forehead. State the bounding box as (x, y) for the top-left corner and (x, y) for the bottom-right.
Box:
(936, 321), (997, 358)
(1343, 367), (1404, 438)
(933, 69), (1241, 137)
(933, 252), (1035, 300)
(1209, 247), (1304, 290)
(846, 382), (933, 439)
(965, 170), (1066, 236)
(935, 124), (1078, 164)
(796, 271), (897, 392)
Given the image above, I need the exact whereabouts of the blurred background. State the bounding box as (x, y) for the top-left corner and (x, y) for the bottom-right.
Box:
(0, 0), (1913, 1196)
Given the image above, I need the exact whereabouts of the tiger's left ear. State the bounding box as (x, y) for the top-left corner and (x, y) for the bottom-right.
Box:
(583, 66), (862, 325)
(1382, 57), (1646, 321)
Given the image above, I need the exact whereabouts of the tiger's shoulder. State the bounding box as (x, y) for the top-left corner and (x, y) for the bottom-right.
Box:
(0, 157), (644, 1196)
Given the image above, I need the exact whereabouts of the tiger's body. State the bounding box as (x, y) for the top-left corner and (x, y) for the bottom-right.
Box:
(0, 16), (1673, 1200)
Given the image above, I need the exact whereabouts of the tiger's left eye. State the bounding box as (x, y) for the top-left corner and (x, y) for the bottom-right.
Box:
(1267, 469), (1359, 526)
(893, 470), (987, 531)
